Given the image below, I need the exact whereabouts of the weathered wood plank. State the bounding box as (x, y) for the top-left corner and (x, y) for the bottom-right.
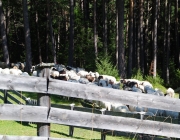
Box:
(0, 135), (71, 140)
(52, 104), (179, 124)
(0, 104), (179, 138)
(0, 74), (180, 113)
(48, 107), (180, 138)
(0, 104), (48, 122)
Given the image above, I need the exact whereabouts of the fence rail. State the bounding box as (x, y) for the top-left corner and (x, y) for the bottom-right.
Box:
(0, 74), (180, 139)
(0, 135), (71, 140)
(0, 104), (180, 138)
(0, 74), (179, 112)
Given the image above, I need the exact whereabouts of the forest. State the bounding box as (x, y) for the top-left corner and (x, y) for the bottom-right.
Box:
(0, 0), (180, 89)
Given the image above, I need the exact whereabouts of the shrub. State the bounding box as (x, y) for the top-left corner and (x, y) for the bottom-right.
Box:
(131, 68), (143, 81)
(95, 54), (119, 80)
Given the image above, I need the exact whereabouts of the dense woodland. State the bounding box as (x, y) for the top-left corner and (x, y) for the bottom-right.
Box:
(0, 0), (180, 88)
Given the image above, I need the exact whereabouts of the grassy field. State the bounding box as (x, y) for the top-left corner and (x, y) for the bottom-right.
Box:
(0, 120), (137, 140)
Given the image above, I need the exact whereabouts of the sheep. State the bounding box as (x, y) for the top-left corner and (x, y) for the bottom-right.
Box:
(50, 67), (60, 78)
(20, 72), (30, 76)
(166, 87), (175, 98)
(111, 103), (130, 112)
(79, 78), (89, 84)
(112, 82), (120, 89)
(59, 69), (69, 81)
(86, 75), (95, 82)
(54, 64), (66, 72)
(144, 85), (155, 93)
(164, 110), (179, 119)
(32, 71), (37, 76)
(67, 70), (80, 81)
(93, 100), (112, 111)
(140, 81), (153, 88)
(146, 108), (164, 116)
(88, 71), (99, 82)
(77, 70), (89, 78)
(98, 75), (116, 85)
(9, 68), (22, 75)
(1, 68), (10, 75)
(98, 79), (112, 88)
(128, 105), (147, 112)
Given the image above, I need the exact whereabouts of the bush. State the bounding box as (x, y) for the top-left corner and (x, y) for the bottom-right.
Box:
(145, 74), (164, 85)
(95, 54), (119, 80)
(131, 68), (143, 81)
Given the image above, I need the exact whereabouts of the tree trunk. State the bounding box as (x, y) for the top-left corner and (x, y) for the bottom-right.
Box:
(127, 0), (133, 78)
(117, 0), (125, 79)
(175, 0), (179, 68)
(166, 0), (171, 84)
(0, 0), (9, 65)
(163, 0), (167, 81)
(144, 0), (150, 75)
(153, 0), (159, 78)
(23, 0), (32, 73)
(103, 0), (107, 54)
(133, 0), (137, 69)
(116, 0), (118, 66)
(47, 0), (56, 64)
(68, 0), (74, 66)
(94, 0), (98, 58)
(34, 0), (42, 63)
(140, 0), (144, 73)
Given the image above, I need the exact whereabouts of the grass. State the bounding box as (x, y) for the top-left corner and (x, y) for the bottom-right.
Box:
(0, 120), (134, 140)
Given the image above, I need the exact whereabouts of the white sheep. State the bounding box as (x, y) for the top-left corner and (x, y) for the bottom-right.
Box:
(88, 71), (99, 81)
(67, 70), (80, 81)
(1, 68), (10, 75)
(140, 81), (153, 88)
(9, 68), (22, 75)
(111, 103), (130, 112)
(91, 100), (111, 111)
(32, 71), (37, 76)
(77, 70), (89, 78)
(20, 72), (30, 76)
(99, 75), (117, 84)
(50, 68), (59, 78)
(166, 87), (175, 98)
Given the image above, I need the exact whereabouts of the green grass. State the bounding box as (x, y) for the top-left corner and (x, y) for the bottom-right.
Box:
(0, 120), (134, 140)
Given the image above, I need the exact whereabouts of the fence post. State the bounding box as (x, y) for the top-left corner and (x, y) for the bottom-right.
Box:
(69, 103), (75, 137)
(138, 112), (145, 140)
(100, 108), (106, 140)
(3, 90), (7, 103)
(37, 68), (51, 137)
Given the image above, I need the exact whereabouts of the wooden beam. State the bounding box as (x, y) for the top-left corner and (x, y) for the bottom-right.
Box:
(49, 107), (180, 138)
(0, 135), (70, 140)
(0, 74), (180, 113)
(37, 68), (50, 137)
(0, 104), (180, 138)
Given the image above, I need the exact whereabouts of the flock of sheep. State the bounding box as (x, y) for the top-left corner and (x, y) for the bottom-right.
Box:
(0, 62), (177, 119)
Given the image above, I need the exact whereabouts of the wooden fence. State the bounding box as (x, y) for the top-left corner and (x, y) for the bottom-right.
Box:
(0, 73), (180, 139)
